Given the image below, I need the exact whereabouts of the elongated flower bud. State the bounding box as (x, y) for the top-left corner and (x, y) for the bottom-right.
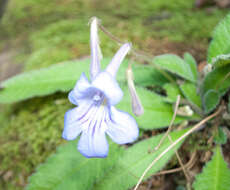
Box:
(106, 43), (131, 77)
(126, 63), (144, 116)
(89, 17), (103, 80)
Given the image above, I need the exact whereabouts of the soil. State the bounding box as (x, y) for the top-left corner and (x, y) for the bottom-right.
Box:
(0, 45), (22, 82)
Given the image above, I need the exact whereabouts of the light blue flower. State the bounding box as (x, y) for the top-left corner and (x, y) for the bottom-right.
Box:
(62, 18), (139, 158)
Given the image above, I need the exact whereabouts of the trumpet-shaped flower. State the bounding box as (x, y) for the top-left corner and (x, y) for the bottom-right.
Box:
(62, 18), (139, 158)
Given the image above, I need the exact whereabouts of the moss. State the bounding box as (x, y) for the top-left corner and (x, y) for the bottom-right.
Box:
(148, 8), (227, 42)
(0, 105), (12, 130)
(0, 0), (90, 36)
(0, 0), (227, 71)
(24, 9), (227, 70)
(24, 46), (74, 71)
(24, 19), (90, 70)
(0, 94), (71, 189)
(30, 19), (89, 50)
(1, 0), (227, 42)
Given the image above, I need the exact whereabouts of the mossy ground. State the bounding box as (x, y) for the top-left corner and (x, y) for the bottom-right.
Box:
(0, 0), (228, 189)
(0, 94), (71, 189)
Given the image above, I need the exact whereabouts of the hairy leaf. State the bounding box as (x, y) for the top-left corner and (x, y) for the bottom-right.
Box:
(180, 82), (202, 107)
(0, 58), (168, 103)
(184, 53), (198, 81)
(153, 54), (197, 82)
(203, 89), (220, 114)
(212, 54), (230, 68)
(193, 146), (230, 190)
(214, 128), (227, 145)
(201, 65), (230, 112)
(208, 13), (230, 63)
(27, 129), (188, 190)
(119, 86), (188, 129)
(94, 129), (188, 190)
(27, 141), (123, 190)
(0, 58), (189, 129)
(163, 83), (182, 103)
(0, 57), (192, 129)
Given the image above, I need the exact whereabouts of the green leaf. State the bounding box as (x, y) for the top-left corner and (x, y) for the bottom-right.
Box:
(184, 53), (198, 81)
(27, 129), (188, 190)
(94, 129), (188, 190)
(214, 127), (227, 145)
(212, 54), (230, 68)
(201, 64), (230, 98)
(193, 146), (230, 190)
(180, 82), (202, 108)
(0, 60), (89, 103)
(203, 89), (220, 114)
(0, 58), (168, 103)
(153, 54), (196, 82)
(118, 86), (188, 129)
(163, 83), (182, 103)
(130, 64), (169, 87)
(27, 141), (123, 190)
(0, 57), (189, 129)
(208, 13), (230, 63)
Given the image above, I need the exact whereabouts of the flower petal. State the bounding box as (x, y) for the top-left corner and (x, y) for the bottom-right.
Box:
(68, 73), (91, 105)
(68, 91), (78, 105)
(62, 108), (83, 140)
(90, 17), (102, 80)
(106, 107), (139, 144)
(92, 72), (123, 105)
(106, 43), (131, 77)
(78, 126), (108, 158)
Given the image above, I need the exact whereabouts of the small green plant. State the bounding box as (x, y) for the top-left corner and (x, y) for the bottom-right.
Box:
(193, 146), (230, 190)
(0, 12), (230, 190)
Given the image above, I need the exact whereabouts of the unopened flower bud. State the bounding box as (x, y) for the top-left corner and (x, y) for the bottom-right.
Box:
(203, 64), (212, 76)
(126, 63), (144, 116)
(177, 105), (193, 116)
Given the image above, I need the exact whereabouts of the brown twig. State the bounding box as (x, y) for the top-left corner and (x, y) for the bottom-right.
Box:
(167, 135), (191, 190)
(134, 107), (221, 190)
(98, 23), (176, 84)
(133, 151), (196, 190)
(154, 95), (181, 151)
(158, 95), (191, 188)
(153, 151), (197, 176)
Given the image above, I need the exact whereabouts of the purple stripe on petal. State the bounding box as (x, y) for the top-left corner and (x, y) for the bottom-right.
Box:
(98, 110), (105, 129)
(79, 117), (89, 125)
(77, 103), (94, 121)
(91, 120), (97, 137)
